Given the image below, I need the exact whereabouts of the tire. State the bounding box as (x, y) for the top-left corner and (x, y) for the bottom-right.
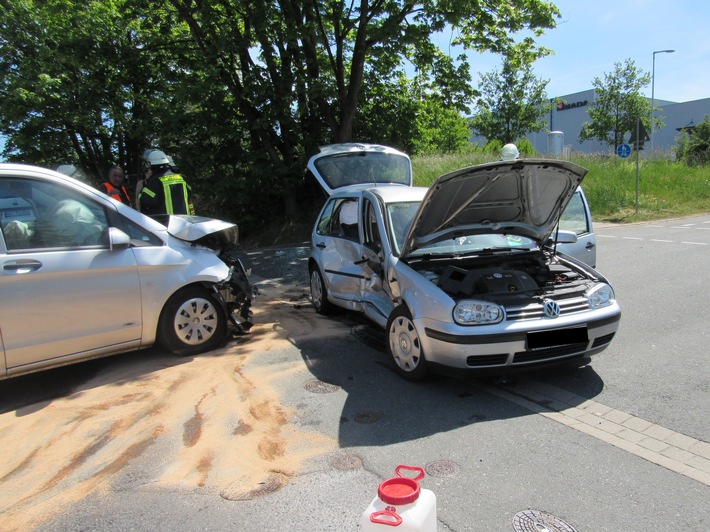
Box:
(309, 264), (335, 315)
(158, 287), (227, 356)
(386, 305), (428, 381)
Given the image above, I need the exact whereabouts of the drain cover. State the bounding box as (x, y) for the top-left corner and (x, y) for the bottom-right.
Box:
(328, 451), (363, 471)
(425, 460), (460, 478)
(303, 379), (340, 394)
(512, 510), (578, 532)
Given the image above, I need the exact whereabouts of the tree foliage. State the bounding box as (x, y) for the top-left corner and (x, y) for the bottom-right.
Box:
(579, 58), (653, 150)
(0, 0), (561, 231)
(469, 48), (555, 145)
(675, 115), (710, 166)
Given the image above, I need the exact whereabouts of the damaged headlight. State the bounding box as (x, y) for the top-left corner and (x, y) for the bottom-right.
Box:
(453, 300), (504, 325)
(586, 283), (615, 309)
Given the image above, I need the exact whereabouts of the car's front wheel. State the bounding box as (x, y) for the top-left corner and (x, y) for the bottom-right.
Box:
(309, 265), (335, 315)
(386, 305), (428, 381)
(158, 286), (227, 356)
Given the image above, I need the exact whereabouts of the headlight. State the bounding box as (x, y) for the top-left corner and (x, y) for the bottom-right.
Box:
(453, 300), (504, 325)
(586, 283), (615, 309)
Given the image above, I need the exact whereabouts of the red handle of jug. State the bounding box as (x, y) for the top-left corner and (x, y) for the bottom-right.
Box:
(395, 464), (425, 482)
(370, 509), (403, 526)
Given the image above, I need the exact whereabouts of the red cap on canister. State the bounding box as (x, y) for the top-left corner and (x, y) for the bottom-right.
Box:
(378, 477), (421, 505)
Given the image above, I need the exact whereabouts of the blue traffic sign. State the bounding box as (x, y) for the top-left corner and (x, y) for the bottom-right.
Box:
(617, 143), (632, 158)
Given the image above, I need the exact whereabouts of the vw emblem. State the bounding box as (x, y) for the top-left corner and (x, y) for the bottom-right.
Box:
(543, 299), (560, 319)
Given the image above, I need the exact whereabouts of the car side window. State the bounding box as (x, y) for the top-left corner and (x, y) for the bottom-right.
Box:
(0, 176), (109, 251)
(559, 191), (591, 236)
(316, 199), (337, 236)
(316, 197), (359, 241)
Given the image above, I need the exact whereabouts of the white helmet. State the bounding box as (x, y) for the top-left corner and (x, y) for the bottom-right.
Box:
(144, 149), (170, 166)
(500, 143), (520, 161)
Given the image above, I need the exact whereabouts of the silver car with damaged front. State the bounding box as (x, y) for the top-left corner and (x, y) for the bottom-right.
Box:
(0, 164), (256, 380)
(307, 143), (621, 381)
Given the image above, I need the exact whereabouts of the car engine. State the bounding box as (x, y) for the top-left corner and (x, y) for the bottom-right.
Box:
(414, 253), (594, 303)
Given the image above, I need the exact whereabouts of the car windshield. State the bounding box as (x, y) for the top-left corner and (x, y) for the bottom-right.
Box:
(313, 152), (411, 189)
(386, 200), (538, 258)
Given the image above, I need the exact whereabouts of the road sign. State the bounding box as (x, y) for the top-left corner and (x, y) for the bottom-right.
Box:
(617, 143), (632, 158)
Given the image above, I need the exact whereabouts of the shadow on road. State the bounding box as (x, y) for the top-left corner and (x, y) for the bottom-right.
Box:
(264, 283), (605, 449)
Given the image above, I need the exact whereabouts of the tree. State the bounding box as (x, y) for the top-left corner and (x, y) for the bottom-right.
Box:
(675, 115), (710, 166)
(579, 58), (653, 150)
(0, 0), (201, 180)
(0, 0), (562, 229)
(469, 47), (555, 145)
(163, 0), (561, 215)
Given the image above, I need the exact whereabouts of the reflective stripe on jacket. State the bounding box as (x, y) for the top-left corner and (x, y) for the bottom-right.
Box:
(139, 173), (194, 215)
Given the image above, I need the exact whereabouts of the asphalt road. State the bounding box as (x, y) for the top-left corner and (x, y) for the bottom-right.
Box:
(3, 215), (709, 531)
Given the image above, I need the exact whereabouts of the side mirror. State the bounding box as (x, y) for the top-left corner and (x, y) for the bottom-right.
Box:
(549, 229), (577, 245)
(108, 226), (131, 250)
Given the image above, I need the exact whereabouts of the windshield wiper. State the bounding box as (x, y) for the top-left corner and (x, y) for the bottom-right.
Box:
(476, 247), (532, 253)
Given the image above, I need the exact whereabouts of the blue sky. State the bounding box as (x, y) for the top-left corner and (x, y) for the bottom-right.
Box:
(454, 0), (710, 103)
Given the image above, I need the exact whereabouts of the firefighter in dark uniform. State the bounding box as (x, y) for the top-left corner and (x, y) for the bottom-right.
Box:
(139, 150), (195, 220)
(97, 165), (131, 206)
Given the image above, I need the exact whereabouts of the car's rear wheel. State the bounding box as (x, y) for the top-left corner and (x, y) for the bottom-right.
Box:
(158, 286), (227, 356)
(386, 305), (428, 381)
(309, 265), (335, 315)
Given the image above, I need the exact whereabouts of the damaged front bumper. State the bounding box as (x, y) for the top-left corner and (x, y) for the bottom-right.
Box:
(217, 254), (258, 334)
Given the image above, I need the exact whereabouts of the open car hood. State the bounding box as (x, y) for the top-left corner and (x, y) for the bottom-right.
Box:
(307, 143), (413, 195)
(400, 159), (588, 258)
(167, 215), (239, 252)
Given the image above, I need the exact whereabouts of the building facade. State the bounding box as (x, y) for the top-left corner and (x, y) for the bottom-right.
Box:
(524, 89), (710, 157)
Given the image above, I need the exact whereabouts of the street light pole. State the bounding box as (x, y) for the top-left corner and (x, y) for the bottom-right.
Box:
(650, 49), (675, 154)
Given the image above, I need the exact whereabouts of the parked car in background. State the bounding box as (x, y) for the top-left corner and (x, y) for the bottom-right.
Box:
(0, 164), (256, 380)
(307, 143), (620, 381)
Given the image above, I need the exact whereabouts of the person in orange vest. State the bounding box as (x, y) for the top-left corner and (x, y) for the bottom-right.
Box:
(97, 165), (131, 206)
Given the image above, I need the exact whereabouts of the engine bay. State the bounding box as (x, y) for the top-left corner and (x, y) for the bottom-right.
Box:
(413, 253), (593, 302)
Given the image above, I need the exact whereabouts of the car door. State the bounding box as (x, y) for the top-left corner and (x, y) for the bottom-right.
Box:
(0, 175), (142, 374)
(356, 196), (400, 325)
(557, 188), (597, 268)
(311, 196), (365, 304)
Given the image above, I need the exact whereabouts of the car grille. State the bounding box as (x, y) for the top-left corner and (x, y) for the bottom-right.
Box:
(505, 296), (589, 321)
(466, 354), (509, 367)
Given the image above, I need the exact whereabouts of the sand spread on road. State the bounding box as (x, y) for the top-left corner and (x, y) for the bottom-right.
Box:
(0, 284), (338, 531)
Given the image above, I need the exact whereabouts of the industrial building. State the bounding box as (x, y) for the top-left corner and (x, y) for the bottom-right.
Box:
(525, 89), (710, 157)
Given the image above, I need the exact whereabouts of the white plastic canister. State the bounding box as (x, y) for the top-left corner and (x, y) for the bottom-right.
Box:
(360, 465), (437, 531)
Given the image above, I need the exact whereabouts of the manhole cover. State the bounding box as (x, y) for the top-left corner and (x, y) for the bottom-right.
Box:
(354, 411), (383, 424)
(512, 510), (578, 532)
(303, 379), (340, 394)
(424, 460), (459, 478)
(328, 451), (363, 471)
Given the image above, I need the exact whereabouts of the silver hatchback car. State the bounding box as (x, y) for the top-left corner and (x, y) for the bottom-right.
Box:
(0, 164), (256, 380)
(307, 144), (620, 381)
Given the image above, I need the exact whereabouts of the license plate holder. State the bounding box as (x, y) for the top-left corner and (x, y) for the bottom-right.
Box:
(527, 326), (588, 350)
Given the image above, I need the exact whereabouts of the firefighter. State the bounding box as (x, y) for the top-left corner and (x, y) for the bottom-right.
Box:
(139, 150), (195, 219)
(98, 165), (131, 206)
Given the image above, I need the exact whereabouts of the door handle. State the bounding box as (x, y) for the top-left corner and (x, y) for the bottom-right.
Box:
(585, 242), (596, 249)
(3, 259), (42, 273)
(316, 242), (326, 249)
